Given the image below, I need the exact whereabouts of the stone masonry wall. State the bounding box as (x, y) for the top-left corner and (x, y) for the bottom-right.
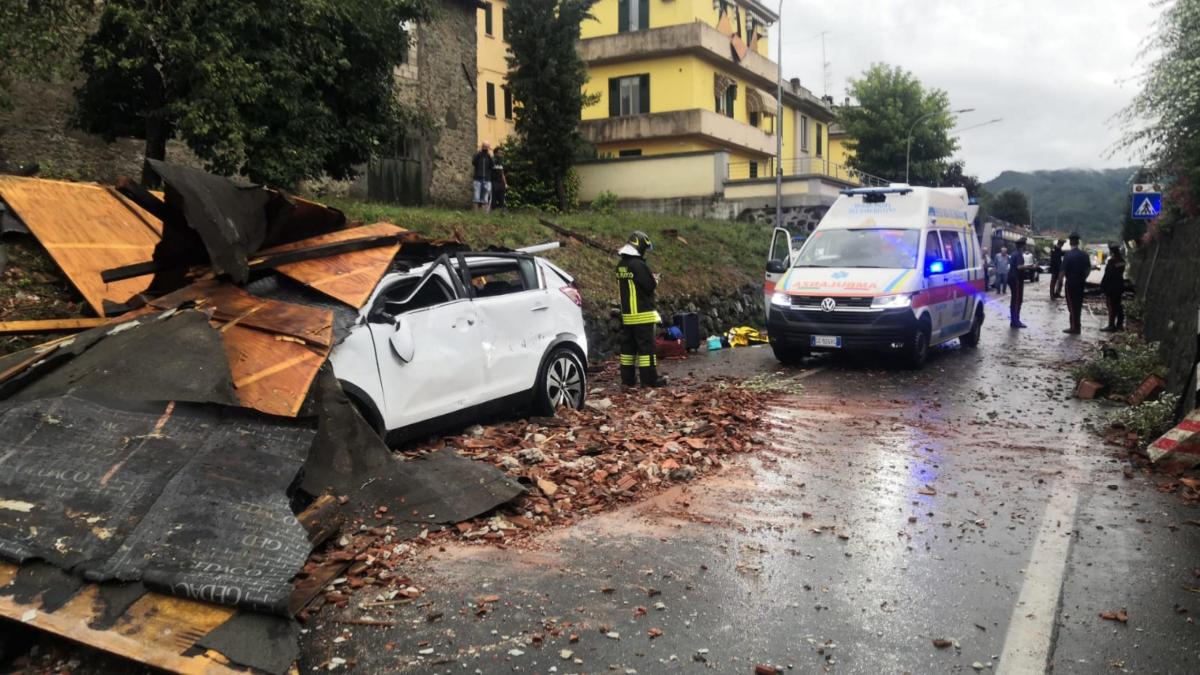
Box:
(394, 1), (477, 206)
(1133, 219), (1200, 412)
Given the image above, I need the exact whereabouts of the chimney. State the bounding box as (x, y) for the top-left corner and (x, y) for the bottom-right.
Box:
(790, 77), (801, 90)
(844, 96), (850, 107)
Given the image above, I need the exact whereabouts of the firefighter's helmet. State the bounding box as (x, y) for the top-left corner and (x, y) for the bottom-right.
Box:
(628, 231), (653, 256)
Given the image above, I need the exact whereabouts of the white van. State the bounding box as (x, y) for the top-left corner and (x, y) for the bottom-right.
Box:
(764, 185), (987, 368)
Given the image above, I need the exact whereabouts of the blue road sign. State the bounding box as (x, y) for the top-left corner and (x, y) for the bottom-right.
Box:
(1131, 192), (1161, 220)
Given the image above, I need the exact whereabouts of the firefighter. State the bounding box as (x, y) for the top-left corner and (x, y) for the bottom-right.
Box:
(616, 231), (667, 388)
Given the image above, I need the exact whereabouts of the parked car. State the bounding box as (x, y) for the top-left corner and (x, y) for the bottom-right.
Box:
(328, 252), (588, 445)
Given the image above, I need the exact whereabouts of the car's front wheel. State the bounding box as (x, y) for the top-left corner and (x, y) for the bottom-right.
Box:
(534, 346), (586, 416)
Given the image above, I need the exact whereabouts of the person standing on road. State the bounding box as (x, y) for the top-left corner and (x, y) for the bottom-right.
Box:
(490, 148), (508, 214)
(471, 143), (494, 213)
(1062, 233), (1090, 334)
(1049, 239), (1066, 299)
(1100, 243), (1126, 332)
(616, 231), (667, 388)
(994, 247), (1010, 295)
(1008, 239), (1029, 328)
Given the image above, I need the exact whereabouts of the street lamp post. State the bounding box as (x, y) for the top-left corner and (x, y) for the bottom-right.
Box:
(905, 107), (974, 184)
(774, 0), (783, 230)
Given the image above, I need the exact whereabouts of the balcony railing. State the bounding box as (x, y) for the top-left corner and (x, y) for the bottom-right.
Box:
(726, 158), (889, 187)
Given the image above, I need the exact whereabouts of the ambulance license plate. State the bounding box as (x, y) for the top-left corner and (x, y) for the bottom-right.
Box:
(811, 335), (842, 348)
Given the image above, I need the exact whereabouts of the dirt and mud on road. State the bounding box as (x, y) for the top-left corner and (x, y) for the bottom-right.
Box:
(297, 291), (1200, 674)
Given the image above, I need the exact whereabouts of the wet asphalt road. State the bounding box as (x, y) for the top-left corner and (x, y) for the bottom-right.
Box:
(301, 290), (1200, 674)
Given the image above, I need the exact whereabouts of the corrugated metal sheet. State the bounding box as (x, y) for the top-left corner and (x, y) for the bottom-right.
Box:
(0, 176), (161, 316)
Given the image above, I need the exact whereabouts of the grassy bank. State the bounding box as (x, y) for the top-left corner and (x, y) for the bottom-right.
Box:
(325, 200), (768, 301)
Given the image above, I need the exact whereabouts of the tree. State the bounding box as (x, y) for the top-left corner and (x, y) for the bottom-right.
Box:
(939, 161), (983, 197)
(1117, 0), (1200, 219)
(0, 1), (95, 110)
(990, 188), (1030, 225)
(505, 0), (598, 211)
(838, 64), (959, 185)
(73, 0), (431, 188)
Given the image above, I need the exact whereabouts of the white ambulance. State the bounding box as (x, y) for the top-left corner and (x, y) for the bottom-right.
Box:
(764, 185), (987, 368)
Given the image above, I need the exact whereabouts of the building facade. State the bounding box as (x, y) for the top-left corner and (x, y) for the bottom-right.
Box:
(477, 0), (516, 147)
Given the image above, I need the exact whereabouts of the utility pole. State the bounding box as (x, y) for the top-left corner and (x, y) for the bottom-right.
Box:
(774, 0), (783, 230)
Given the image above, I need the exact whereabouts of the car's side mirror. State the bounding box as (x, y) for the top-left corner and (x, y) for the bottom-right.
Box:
(388, 316), (415, 363)
(766, 260), (787, 274)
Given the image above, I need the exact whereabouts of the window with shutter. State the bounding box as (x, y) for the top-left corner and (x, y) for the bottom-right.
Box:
(486, 83), (496, 117)
(483, 3), (493, 36)
(503, 87), (513, 120)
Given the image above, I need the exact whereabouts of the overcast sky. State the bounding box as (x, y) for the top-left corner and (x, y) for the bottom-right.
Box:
(770, 0), (1161, 181)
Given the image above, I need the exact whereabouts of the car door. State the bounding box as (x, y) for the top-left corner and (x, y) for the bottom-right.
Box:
(921, 230), (948, 335)
(937, 230), (971, 337)
(461, 255), (553, 398)
(365, 262), (485, 432)
(765, 226), (793, 319)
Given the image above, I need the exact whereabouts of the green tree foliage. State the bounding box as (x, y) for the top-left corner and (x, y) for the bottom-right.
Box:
(505, 0), (598, 212)
(1118, 0), (1200, 218)
(73, 0), (431, 188)
(0, 1), (96, 109)
(989, 188), (1030, 225)
(983, 167), (1138, 239)
(838, 64), (959, 185)
(495, 136), (580, 212)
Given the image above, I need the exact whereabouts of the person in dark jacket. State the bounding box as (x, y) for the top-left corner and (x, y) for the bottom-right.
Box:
(1008, 238), (1030, 328)
(1062, 233), (1090, 334)
(1049, 239), (1066, 299)
(1100, 243), (1126, 332)
(471, 143), (494, 212)
(490, 149), (507, 214)
(616, 231), (666, 387)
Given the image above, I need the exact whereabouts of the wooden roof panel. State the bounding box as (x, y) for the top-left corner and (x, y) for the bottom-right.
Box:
(264, 222), (406, 308)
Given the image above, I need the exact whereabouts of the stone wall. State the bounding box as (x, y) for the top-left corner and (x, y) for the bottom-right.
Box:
(1133, 219), (1200, 412)
(0, 80), (198, 183)
(582, 284), (765, 358)
(393, 1), (477, 206)
(737, 203), (830, 233)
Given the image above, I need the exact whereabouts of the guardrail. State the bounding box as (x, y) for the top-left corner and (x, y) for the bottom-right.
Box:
(726, 158), (889, 187)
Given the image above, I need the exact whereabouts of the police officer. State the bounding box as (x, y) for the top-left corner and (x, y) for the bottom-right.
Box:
(616, 231), (666, 387)
(1062, 232), (1090, 334)
(1008, 238), (1029, 328)
(1049, 239), (1066, 300)
(1100, 242), (1126, 332)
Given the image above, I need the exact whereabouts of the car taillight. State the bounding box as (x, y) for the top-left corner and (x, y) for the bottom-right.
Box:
(560, 285), (582, 307)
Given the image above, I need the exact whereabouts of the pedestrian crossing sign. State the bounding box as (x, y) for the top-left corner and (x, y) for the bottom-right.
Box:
(1131, 192), (1161, 219)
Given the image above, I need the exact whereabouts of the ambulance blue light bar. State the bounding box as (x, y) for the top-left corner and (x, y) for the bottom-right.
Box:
(840, 185), (914, 196)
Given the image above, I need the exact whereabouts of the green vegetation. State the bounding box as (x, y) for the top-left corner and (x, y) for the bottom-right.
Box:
(988, 188), (1031, 225)
(505, 0), (598, 211)
(838, 64), (962, 185)
(591, 191), (619, 216)
(326, 199), (766, 305)
(1109, 393), (1181, 448)
(0, 1), (95, 110)
(982, 168), (1137, 239)
(74, 0), (431, 187)
(496, 137), (581, 212)
(1071, 338), (1166, 398)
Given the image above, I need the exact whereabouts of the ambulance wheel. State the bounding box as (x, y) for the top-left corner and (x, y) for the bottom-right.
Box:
(961, 308), (984, 348)
(906, 322), (930, 369)
(771, 341), (809, 365)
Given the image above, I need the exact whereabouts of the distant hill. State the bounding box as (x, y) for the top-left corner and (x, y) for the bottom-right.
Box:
(982, 167), (1138, 240)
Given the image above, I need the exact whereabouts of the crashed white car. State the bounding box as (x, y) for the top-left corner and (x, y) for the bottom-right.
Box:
(328, 252), (588, 444)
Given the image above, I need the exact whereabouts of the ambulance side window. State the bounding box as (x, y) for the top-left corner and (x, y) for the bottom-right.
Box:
(939, 231), (966, 271)
(924, 231), (943, 269)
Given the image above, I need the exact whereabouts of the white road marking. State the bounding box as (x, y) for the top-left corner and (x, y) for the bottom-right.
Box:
(997, 468), (1089, 674)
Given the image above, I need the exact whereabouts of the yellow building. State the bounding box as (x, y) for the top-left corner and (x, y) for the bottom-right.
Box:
(477, 0), (515, 147)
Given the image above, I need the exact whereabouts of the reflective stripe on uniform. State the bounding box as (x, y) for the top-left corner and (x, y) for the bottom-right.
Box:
(627, 279), (639, 314)
(619, 354), (635, 366)
(636, 355), (654, 367)
(621, 310), (659, 325)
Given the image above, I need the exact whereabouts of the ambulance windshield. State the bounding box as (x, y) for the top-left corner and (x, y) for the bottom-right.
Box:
(792, 228), (921, 269)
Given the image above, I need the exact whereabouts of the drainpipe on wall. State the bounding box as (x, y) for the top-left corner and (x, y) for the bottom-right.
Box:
(774, 0), (784, 230)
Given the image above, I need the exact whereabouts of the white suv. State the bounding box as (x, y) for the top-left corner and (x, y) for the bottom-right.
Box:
(329, 252), (588, 444)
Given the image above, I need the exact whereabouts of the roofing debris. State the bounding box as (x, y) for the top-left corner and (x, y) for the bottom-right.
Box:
(0, 165), (516, 674)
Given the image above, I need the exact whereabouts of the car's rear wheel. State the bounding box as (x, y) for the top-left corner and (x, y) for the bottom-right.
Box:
(534, 347), (586, 416)
(961, 308), (984, 348)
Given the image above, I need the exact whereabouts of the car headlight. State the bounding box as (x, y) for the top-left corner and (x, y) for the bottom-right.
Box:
(770, 292), (791, 307)
(871, 293), (913, 309)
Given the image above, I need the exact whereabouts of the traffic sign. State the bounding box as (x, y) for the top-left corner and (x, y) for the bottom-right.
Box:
(1131, 192), (1161, 219)
(1133, 183), (1163, 194)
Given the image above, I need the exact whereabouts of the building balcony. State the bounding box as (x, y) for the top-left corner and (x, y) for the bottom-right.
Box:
(726, 157), (890, 187)
(579, 22), (779, 91)
(580, 109), (775, 157)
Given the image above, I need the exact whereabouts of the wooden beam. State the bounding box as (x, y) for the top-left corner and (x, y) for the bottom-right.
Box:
(0, 318), (110, 335)
(538, 218), (611, 254)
